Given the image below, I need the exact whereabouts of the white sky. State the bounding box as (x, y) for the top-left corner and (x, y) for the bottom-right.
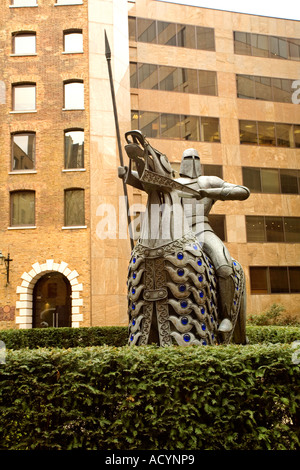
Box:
(159, 0), (300, 21)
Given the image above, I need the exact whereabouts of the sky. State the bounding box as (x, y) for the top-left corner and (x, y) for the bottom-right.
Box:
(159, 0), (300, 21)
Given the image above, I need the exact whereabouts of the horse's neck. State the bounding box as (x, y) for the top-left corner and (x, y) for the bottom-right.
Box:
(139, 190), (190, 248)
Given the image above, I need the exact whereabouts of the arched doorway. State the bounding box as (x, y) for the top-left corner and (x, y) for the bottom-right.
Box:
(33, 272), (71, 328)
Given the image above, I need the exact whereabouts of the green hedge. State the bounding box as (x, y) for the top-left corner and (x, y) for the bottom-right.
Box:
(0, 326), (128, 350)
(0, 325), (299, 350)
(0, 344), (299, 450)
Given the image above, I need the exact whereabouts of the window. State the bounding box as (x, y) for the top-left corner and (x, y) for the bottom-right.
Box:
(63, 80), (84, 109)
(12, 32), (36, 55)
(11, 0), (37, 6)
(11, 132), (35, 171)
(133, 17), (215, 51)
(63, 30), (83, 53)
(64, 129), (84, 169)
(249, 266), (300, 294)
(64, 189), (85, 226)
(237, 74), (296, 103)
(12, 83), (36, 111)
(56, 0), (82, 4)
(234, 31), (300, 61)
(132, 111), (220, 142)
(208, 215), (226, 241)
(10, 191), (35, 227)
(246, 216), (300, 243)
(243, 167), (300, 194)
(138, 63), (158, 90)
(239, 120), (299, 147)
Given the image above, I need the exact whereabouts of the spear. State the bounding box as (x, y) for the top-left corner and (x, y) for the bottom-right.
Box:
(104, 30), (134, 251)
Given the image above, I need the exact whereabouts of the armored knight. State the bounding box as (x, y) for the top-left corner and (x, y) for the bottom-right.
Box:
(177, 148), (250, 334)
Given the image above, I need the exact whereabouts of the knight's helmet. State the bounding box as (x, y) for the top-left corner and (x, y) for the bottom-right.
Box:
(179, 148), (201, 178)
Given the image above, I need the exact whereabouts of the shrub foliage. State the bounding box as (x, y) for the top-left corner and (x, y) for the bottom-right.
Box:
(0, 344), (299, 450)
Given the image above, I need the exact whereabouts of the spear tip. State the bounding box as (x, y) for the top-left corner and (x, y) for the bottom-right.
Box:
(104, 30), (111, 59)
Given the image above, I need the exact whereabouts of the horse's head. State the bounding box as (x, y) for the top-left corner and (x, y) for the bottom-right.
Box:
(125, 130), (174, 180)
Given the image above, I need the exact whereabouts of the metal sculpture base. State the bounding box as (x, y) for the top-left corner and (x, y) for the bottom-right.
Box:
(127, 231), (245, 347)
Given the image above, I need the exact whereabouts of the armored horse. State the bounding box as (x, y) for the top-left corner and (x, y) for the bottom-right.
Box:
(119, 130), (249, 347)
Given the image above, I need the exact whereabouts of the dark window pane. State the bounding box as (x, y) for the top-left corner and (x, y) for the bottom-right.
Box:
(255, 76), (272, 101)
(198, 70), (217, 95)
(181, 115), (199, 141)
(270, 267), (289, 293)
(251, 34), (269, 57)
(272, 78), (293, 103)
(246, 216), (266, 242)
(12, 133), (35, 170)
(288, 38), (300, 60)
(139, 111), (159, 138)
(161, 113), (181, 139)
(240, 120), (258, 144)
(289, 267), (300, 292)
(234, 31), (252, 55)
(64, 130), (84, 169)
(276, 123), (293, 147)
(130, 62), (138, 88)
(261, 168), (280, 193)
(128, 17), (136, 41)
(242, 167), (261, 192)
(265, 216), (284, 242)
(294, 125), (300, 148)
(159, 66), (178, 91)
(237, 74), (255, 99)
(258, 122), (276, 146)
(196, 26), (215, 51)
(65, 189), (85, 226)
(280, 169), (299, 194)
(178, 68), (198, 94)
(138, 63), (158, 89)
(208, 215), (225, 241)
(157, 21), (176, 46)
(11, 191), (35, 226)
(250, 267), (268, 294)
(201, 117), (220, 142)
(284, 217), (300, 243)
(270, 36), (288, 59)
(203, 164), (223, 178)
(137, 18), (156, 43)
(177, 24), (196, 49)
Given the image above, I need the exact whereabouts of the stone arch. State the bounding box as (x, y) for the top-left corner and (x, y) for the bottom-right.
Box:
(15, 259), (83, 329)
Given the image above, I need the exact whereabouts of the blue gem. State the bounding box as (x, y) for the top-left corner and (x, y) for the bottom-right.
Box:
(233, 262), (237, 266)
(198, 275), (203, 282)
(236, 286), (239, 291)
(234, 300), (237, 305)
(177, 269), (184, 277)
(193, 244), (198, 251)
(181, 316), (189, 325)
(132, 303), (136, 310)
(183, 334), (191, 342)
(133, 257), (136, 263)
(201, 323), (206, 331)
(179, 284), (186, 292)
(201, 307), (205, 315)
(212, 334), (214, 340)
(197, 259), (202, 266)
(199, 290), (204, 298)
(132, 319), (136, 326)
(177, 252), (184, 260)
(132, 288), (136, 295)
(180, 301), (188, 308)
(133, 272), (136, 279)
(202, 340), (207, 346)
(211, 316), (214, 322)
(130, 334), (134, 341)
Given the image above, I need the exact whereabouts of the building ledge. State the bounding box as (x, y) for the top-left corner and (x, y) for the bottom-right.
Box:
(10, 110), (37, 114)
(10, 54), (37, 57)
(9, 171), (37, 175)
(62, 226), (87, 230)
(62, 168), (86, 172)
(8, 226), (36, 230)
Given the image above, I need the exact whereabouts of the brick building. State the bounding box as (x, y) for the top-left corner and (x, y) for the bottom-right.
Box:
(0, 0), (299, 330)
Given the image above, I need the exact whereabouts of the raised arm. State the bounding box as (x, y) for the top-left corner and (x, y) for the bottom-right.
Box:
(199, 180), (250, 201)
